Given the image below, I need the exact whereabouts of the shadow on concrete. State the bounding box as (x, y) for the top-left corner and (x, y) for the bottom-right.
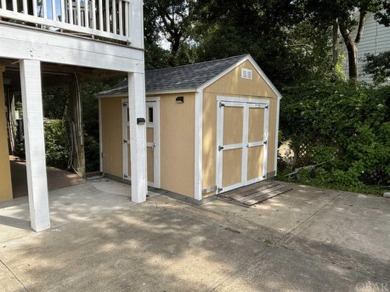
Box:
(0, 181), (389, 291)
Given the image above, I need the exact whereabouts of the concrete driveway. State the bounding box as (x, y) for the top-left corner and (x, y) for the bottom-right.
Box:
(0, 179), (389, 291)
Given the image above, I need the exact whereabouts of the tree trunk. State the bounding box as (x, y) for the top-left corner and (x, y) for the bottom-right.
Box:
(332, 18), (339, 69)
(345, 36), (358, 80)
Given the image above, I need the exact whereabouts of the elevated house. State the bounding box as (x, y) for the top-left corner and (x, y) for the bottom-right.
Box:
(98, 55), (281, 203)
(0, 0), (148, 231)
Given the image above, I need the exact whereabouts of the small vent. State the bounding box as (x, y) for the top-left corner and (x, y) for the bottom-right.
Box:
(241, 68), (253, 80)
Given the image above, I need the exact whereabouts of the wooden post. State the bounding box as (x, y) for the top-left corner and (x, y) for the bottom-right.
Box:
(19, 59), (50, 232)
(128, 72), (147, 203)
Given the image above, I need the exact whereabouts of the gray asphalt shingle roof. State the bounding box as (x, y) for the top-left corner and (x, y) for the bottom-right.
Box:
(98, 54), (248, 96)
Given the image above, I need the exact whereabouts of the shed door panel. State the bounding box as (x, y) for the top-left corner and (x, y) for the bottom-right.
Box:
(223, 106), (244, 145)
(146, 127), (154, 183)
(246, 105), (267, 183)
(248, 107), (265, 142)
(247, 145), (264, 181)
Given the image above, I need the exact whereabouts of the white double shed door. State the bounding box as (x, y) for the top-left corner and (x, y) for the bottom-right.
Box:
(216, 97), (269, 194)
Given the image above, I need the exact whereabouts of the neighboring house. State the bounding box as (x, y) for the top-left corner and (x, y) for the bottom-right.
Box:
(343, 12), (390, 83)
(0, 0), (147, 231)
(98, 55), (281, 203)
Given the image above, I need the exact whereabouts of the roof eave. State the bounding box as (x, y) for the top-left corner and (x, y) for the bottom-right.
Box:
(96, 88), (197, 98)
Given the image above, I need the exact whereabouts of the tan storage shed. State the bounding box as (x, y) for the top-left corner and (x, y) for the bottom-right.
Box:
(98, 54), (281, 203)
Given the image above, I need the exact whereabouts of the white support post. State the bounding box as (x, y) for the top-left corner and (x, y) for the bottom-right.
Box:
(20, 59), (50, 232)
(128, 72), (147, 203)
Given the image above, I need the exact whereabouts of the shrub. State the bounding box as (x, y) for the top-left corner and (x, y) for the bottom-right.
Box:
(44, 119), (70, 170)
(279, 79), (390, 193)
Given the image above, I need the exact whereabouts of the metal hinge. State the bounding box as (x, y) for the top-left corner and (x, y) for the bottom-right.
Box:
(218, 146), (224, 151)
(217, 187), (223, 193)
(264, 141), (267, 145)
(123, 139), (128, 143)
(124, 174), (128, 178)
(219, 102), (225, 108)
(265, 105), (269, 109)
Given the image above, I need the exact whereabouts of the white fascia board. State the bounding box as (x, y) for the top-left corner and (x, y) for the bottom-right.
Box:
(146, 89), (196, 95)
(96, 93), (128, 99)
(97, 88), (197, 99)
(0, 24), (144, 73)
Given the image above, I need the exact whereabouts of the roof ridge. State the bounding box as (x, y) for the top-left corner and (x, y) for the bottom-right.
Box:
(146, 54), (248, 73)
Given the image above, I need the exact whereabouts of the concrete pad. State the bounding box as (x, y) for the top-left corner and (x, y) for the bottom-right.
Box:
(0, 180), (389, 291)
(201, 183), (340, 242)
(0, 260), (25, 291)
(281, 191), (390, 264)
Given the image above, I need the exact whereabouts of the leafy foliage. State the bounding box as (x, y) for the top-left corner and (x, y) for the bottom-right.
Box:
(280, 79), (390, 191)
(44, 120), (70, 170)
(191, 0), (331, 87)
(364, 51), (390, 84)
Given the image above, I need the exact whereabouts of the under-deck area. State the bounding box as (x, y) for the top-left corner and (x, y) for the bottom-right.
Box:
(0, 0), (147, 231)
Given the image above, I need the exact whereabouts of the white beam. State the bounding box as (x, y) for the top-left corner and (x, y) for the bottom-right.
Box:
(128, 72), (147, 203)
(20, 59), (50, 232)
(0, 24), (144, 73)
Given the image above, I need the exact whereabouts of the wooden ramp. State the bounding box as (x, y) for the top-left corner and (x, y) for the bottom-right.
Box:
(218, 182), (292, 207)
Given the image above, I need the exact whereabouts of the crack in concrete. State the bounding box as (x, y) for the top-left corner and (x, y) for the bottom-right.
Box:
(0, 258), (29, 292)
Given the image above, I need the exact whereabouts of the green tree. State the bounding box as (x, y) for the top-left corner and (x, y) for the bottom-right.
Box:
(303, 0), (389, 80)
(144, 0), (196, 67)
(364, 51), (390, 84)
(192, 0), (331, 87)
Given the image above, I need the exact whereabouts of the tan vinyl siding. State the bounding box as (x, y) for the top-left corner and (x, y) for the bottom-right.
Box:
(0, 67), (13, 202)
(101, 97), (123, 177)
(155, 93), (195, 197)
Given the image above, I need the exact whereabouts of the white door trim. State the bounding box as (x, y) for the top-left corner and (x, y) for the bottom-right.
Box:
(216, 96), (270, 194)
(122, 97), (161, 188)
(122, 99), (130, 180)
(146, 99), (161, 188)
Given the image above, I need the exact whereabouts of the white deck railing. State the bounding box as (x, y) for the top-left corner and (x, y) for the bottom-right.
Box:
(0, 0), (132, 43)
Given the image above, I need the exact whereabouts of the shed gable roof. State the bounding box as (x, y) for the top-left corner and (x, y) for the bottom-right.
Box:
(97, 54), (248, 96)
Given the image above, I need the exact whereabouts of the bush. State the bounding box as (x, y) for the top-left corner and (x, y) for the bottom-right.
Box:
(44, 119), (70, 170)
(279, 79), (390, 193)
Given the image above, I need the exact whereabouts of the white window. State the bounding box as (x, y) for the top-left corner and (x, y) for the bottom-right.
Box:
(241, 68), (253, 80)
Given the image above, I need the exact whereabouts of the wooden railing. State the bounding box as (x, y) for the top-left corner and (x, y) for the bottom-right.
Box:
(0, 0), (132, 43)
